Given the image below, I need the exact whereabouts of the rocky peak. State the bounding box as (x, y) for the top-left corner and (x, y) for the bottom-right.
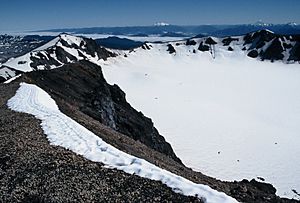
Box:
(243, 30), (300, 62)
(0, 34), (115, 82)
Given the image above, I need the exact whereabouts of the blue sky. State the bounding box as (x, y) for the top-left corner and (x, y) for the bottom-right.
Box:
(1, 0), (300, 31)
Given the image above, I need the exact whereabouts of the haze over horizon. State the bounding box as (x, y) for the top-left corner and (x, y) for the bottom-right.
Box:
(1, 0), (300, 32)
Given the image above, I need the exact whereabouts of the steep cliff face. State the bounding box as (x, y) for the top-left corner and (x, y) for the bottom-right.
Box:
(0, 83), (201, 203)
(24, 60), (182, 163)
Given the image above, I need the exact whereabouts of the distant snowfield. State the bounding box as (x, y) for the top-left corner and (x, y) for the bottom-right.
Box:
(101, 44), (300, 200)
(7, 83), (237, 203)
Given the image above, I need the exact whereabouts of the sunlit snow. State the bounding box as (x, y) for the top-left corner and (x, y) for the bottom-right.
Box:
(101, 43), (300, 200)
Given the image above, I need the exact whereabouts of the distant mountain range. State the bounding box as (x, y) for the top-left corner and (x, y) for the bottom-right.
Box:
(36, 22), (300, 37)
(1, 29), (299, 83)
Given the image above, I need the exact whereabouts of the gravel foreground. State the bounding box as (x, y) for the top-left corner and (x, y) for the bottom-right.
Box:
(0, 82), (201, 203)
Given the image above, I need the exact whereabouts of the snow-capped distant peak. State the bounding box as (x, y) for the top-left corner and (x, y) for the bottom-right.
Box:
(154, 22), (170, 26)
(287, 22), (298, 26)
(252, 20), (273, 26)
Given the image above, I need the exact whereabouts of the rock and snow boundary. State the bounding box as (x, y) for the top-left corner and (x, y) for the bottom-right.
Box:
(7, 82), (238, 203)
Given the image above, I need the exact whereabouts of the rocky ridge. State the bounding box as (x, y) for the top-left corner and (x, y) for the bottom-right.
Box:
(164, 30), (300, 63)
(1, 30), (299, 83)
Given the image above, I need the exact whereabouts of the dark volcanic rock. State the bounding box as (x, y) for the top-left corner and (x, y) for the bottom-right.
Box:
(30, 50), (62, 70)
(0, 77), (5, 83)
(24, 61), (182, 164)
(228, 46), (234, 51)
(248, 50), (259, 58)
(222, 37), (239, 46)
(84, 37), (116, 59)
(55, 46), (78, 63)
(186, 39), (197, 46)
(242, 30), (300, 62)
(142, 43), (151, 50)
(244, 30), (275, 46)
(205, 37), (217, 45)
(283, 42), (293, 49)
(0, 83), (201, 203)
(167, 44), (176, 54)
(289, 42), (300, 61)
(198, 42), (210, 52)
(261, 38), (284, 61)
(240, 29), (300, 62)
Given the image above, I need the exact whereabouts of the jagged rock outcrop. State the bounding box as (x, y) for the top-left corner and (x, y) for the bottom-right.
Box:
(0, 34), (115, 81)
(205, 37), (217, 45)
(142, 43), (151, 50)
(24, 60), (182, 163)
(242, 30), (300, 62)
(198, 42), (210, 51)
(248, 50), (259, 58)
(167, 44), (176, 54)
(222, 37), (239, 46)
(186, 39), (197, 46)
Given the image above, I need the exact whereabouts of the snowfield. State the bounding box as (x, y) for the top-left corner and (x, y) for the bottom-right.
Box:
(100, 43), (300, 200)
(7, 82), (238, 203)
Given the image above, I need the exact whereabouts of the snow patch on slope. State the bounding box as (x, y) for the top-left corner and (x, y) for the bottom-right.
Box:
(34, 37), (60, 51)
(7, 82), (238, 203)
(0, 67), (16, 80)
(4, 53), (33, 72)
(60, 34), (85, 47)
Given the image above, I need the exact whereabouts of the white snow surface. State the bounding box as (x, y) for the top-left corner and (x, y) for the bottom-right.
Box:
(100, 43), (300, 200)
(34, 37), (60, 51)
(154, 22), (170, 26)
(7, 82), (238, 203)
(4, 53), (33, 72)
(60, 34), (85, 47)
(0, 67), (16, 80)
